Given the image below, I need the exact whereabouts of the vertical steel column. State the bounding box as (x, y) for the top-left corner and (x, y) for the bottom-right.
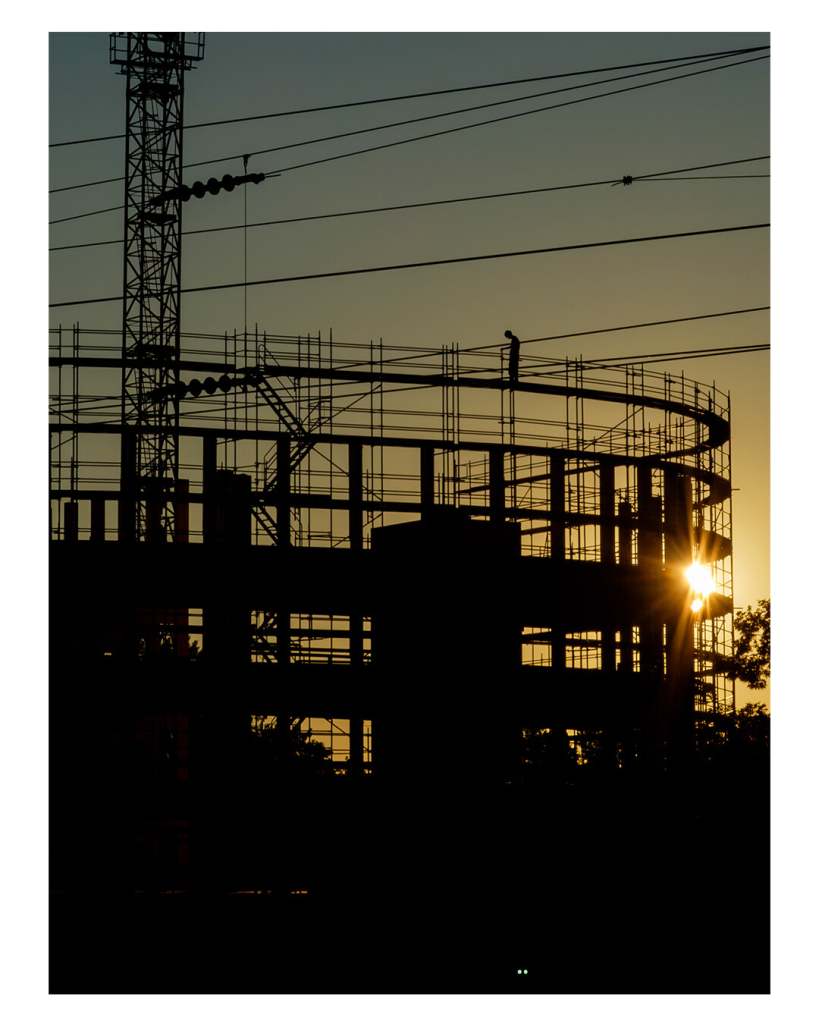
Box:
(276, 436), (291, 547)
(64, 502), (79, 542)
(90, 498), (106, 542)
(617, 500), (634, 673)
(420, 445), (435, 516)
(202, 434), (217, 541)
(663, 471), (696, 766)
(550, 453), (567, 748)
(349, 612), (364, 778)
(638, 465), (665, 766)
(348, 441), (363, 550)
(118, 430), (137, 541)
(489, 448), (505, 526)
(599, 462), (616, 672)
(549, 455), (565, 561)
(174, 479), (190, 544)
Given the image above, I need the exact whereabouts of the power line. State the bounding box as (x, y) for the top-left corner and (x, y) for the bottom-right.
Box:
(590, 345), (769, 368)
(260, 55), (769, 178)
(50, 176), (126, 196)
(49, 223), (770, 308)
(50, 51), (737, 195)
(524, 343), (769, 372)
(170, 51), (754, 178)
(635, 175), (769, 181)
(49, 205), (123, 226)
(48, 157), (771, 253)
(459, 306), (771, 354)
(49, 55), (768, 226)
(48, 44), (769, 149)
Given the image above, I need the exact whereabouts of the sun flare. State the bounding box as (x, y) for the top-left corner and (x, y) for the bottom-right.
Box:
(685, 563), (716, 596)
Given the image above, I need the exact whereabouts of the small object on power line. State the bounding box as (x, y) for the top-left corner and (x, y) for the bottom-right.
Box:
(611, 175), (634, 187)
(150, 172), (266, 206)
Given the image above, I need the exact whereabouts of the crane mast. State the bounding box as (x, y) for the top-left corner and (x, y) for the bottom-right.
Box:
(110, 32), (205, 542)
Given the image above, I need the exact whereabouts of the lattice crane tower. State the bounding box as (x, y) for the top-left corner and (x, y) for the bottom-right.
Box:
(110, 33), (205, 542)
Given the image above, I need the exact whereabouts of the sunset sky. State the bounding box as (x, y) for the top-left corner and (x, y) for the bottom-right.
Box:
(49, 30), (770, 706)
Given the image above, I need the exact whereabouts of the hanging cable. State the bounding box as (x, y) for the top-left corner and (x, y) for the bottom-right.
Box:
(171, 51), (760, 179)
(49, 55), (768, 224)
(457, 306), (771, 355)
(50, 51), (742, 195)
(243, 155), (250, 335)
(48, 153), (770, 240)
(49, 44), (769, 148)
(260, 56), (768, 179)
(49, 222), (770, 309)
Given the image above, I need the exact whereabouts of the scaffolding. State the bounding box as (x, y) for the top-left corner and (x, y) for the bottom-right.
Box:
(50, 322), (734, 722)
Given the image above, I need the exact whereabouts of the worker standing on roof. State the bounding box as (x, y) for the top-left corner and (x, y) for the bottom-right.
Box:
(504, 330), (520, 385)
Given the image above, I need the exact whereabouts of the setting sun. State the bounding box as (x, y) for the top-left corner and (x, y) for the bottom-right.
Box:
(685, 563), (716, 596)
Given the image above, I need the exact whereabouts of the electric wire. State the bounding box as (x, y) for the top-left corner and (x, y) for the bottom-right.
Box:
(521, 343), (769, 374)
(50, 50), (741, 195)
(588, 345), (769, 368)
(259, 56), (768, 179)
(178, 52), (757, 177)
(634, 175), (769, 181)
(458, 305), (771, 355)
(49, 55), (768, 226)
(49, 44), (769, 148)
(48, 223), (770, 309)
(48, 156), (770, 248)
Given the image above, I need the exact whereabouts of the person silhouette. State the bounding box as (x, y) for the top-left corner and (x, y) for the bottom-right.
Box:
(504, 330), (520, 385)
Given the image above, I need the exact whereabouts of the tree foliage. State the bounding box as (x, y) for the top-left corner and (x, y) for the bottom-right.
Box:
(717, 598), (770, 690)
(695, 701), (769, 769)
(249, 715), (335, 778)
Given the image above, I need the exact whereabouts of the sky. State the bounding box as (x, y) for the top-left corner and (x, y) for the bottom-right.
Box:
(49, 30), (770, 703)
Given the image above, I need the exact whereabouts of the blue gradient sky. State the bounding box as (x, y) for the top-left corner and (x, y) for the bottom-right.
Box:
(48, 31), (770, 703)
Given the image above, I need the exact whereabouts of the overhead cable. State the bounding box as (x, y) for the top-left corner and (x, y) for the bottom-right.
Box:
(50, 50), (745, 195)
(49, 55), (768, 225)
(49, 44), (769, 148)
(173, 51), (757, 178)
(459, 305), (771, 354)
(48, 222), (770, 308)
(48, 157), (771, 253)
(260, 56), (768, 179)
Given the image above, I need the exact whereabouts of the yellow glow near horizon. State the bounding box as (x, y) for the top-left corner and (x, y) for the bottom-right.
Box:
(686, 563), (716, 596)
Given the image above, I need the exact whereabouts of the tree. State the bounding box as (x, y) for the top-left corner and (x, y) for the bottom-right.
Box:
(717, 598), (770, 690)
(249, 715), (335, 778)
(695, 700), (769, 770)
